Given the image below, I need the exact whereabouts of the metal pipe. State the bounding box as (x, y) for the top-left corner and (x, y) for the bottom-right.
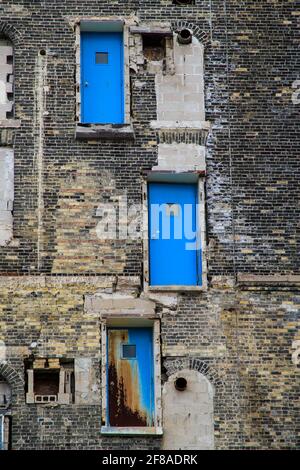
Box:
(177, 29), (193, 45)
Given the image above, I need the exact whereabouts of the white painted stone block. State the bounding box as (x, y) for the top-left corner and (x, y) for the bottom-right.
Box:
(156, 35), (205, 123)
(154, 143), (206, 172)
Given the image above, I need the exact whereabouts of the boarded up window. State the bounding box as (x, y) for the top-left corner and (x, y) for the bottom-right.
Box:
(107, 327), (154, 427)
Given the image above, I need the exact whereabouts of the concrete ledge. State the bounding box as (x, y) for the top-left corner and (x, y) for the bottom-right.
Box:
(101, 426), (163, 436)
(237, 274), (300, 286)
(75, 123), (135, 141)
(85, 295), (156, 316)
(0, 120), (21, 128)
(151, 120), (211, 131)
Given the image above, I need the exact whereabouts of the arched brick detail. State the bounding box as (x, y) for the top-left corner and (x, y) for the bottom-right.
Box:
(0, 361), (24, 392)
(171, 21), (210, 47)
(163, 357), (224, 389)
(0, 21), (23, 46)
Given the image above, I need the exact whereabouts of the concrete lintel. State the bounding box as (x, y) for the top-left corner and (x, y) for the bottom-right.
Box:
(130, 26), (173, 36)
(85, 296), (156, 315)
(237, 274), (300, 286)
(75, 123), (135, 141)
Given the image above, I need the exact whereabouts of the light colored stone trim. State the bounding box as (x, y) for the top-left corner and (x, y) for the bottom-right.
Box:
(151, 120), (210, 130)
(162, 344), (227, 358)
(237, 274), (300, 286)
(0, 119), (20, 128)
(0, 275), (140, 289)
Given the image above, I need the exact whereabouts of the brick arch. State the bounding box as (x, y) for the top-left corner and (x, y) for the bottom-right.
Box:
(0, 361), (24, 392)
(171, 21), (210, 46)
(163, 357), (224, 389)
(0, 21), (23, 46)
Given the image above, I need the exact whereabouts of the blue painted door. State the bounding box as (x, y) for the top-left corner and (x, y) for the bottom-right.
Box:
(107, 327), (154, 427)
(81, 32), (124, 124)
(149, 183), (201, 286)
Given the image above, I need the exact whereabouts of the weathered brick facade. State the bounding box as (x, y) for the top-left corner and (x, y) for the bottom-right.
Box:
(0, 0), (299, 450)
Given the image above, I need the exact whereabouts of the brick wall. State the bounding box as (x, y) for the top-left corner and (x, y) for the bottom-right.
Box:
(0, 0), (299, 450)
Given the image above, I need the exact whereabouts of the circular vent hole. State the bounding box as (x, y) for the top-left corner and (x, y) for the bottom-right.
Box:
(174, 377), (187, 391)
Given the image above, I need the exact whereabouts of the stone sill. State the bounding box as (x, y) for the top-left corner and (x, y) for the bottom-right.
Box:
(75, 123), (135, 141)
(237, 274), (300, 287)
(0, 119), (21, 129)
(101, 426), (163, 436)
(146, 285), (206, 292)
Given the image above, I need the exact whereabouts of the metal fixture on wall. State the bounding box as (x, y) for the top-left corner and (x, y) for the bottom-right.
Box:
(177, 29), (193, 45)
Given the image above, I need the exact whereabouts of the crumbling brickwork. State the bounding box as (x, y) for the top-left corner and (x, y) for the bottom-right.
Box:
(0, 0), (299, 450)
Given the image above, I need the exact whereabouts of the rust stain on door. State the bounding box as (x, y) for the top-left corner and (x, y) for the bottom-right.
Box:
(107, 328), (154, 427)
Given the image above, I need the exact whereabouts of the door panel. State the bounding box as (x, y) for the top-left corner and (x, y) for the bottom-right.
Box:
(149, 183), (200, 286)
(107, 327), (154, 427)
(81, 32), (124, 124)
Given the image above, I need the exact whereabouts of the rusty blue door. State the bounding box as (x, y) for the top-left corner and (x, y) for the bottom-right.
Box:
(107, 327), (154, 427)
(81, 32), (124, 124)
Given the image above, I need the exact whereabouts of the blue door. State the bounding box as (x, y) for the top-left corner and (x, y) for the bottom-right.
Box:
(0, 415), (3, 450)
(107, 327), (154, 427)
(81, 32), (124, 124)
(149, 183), (201, 286)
